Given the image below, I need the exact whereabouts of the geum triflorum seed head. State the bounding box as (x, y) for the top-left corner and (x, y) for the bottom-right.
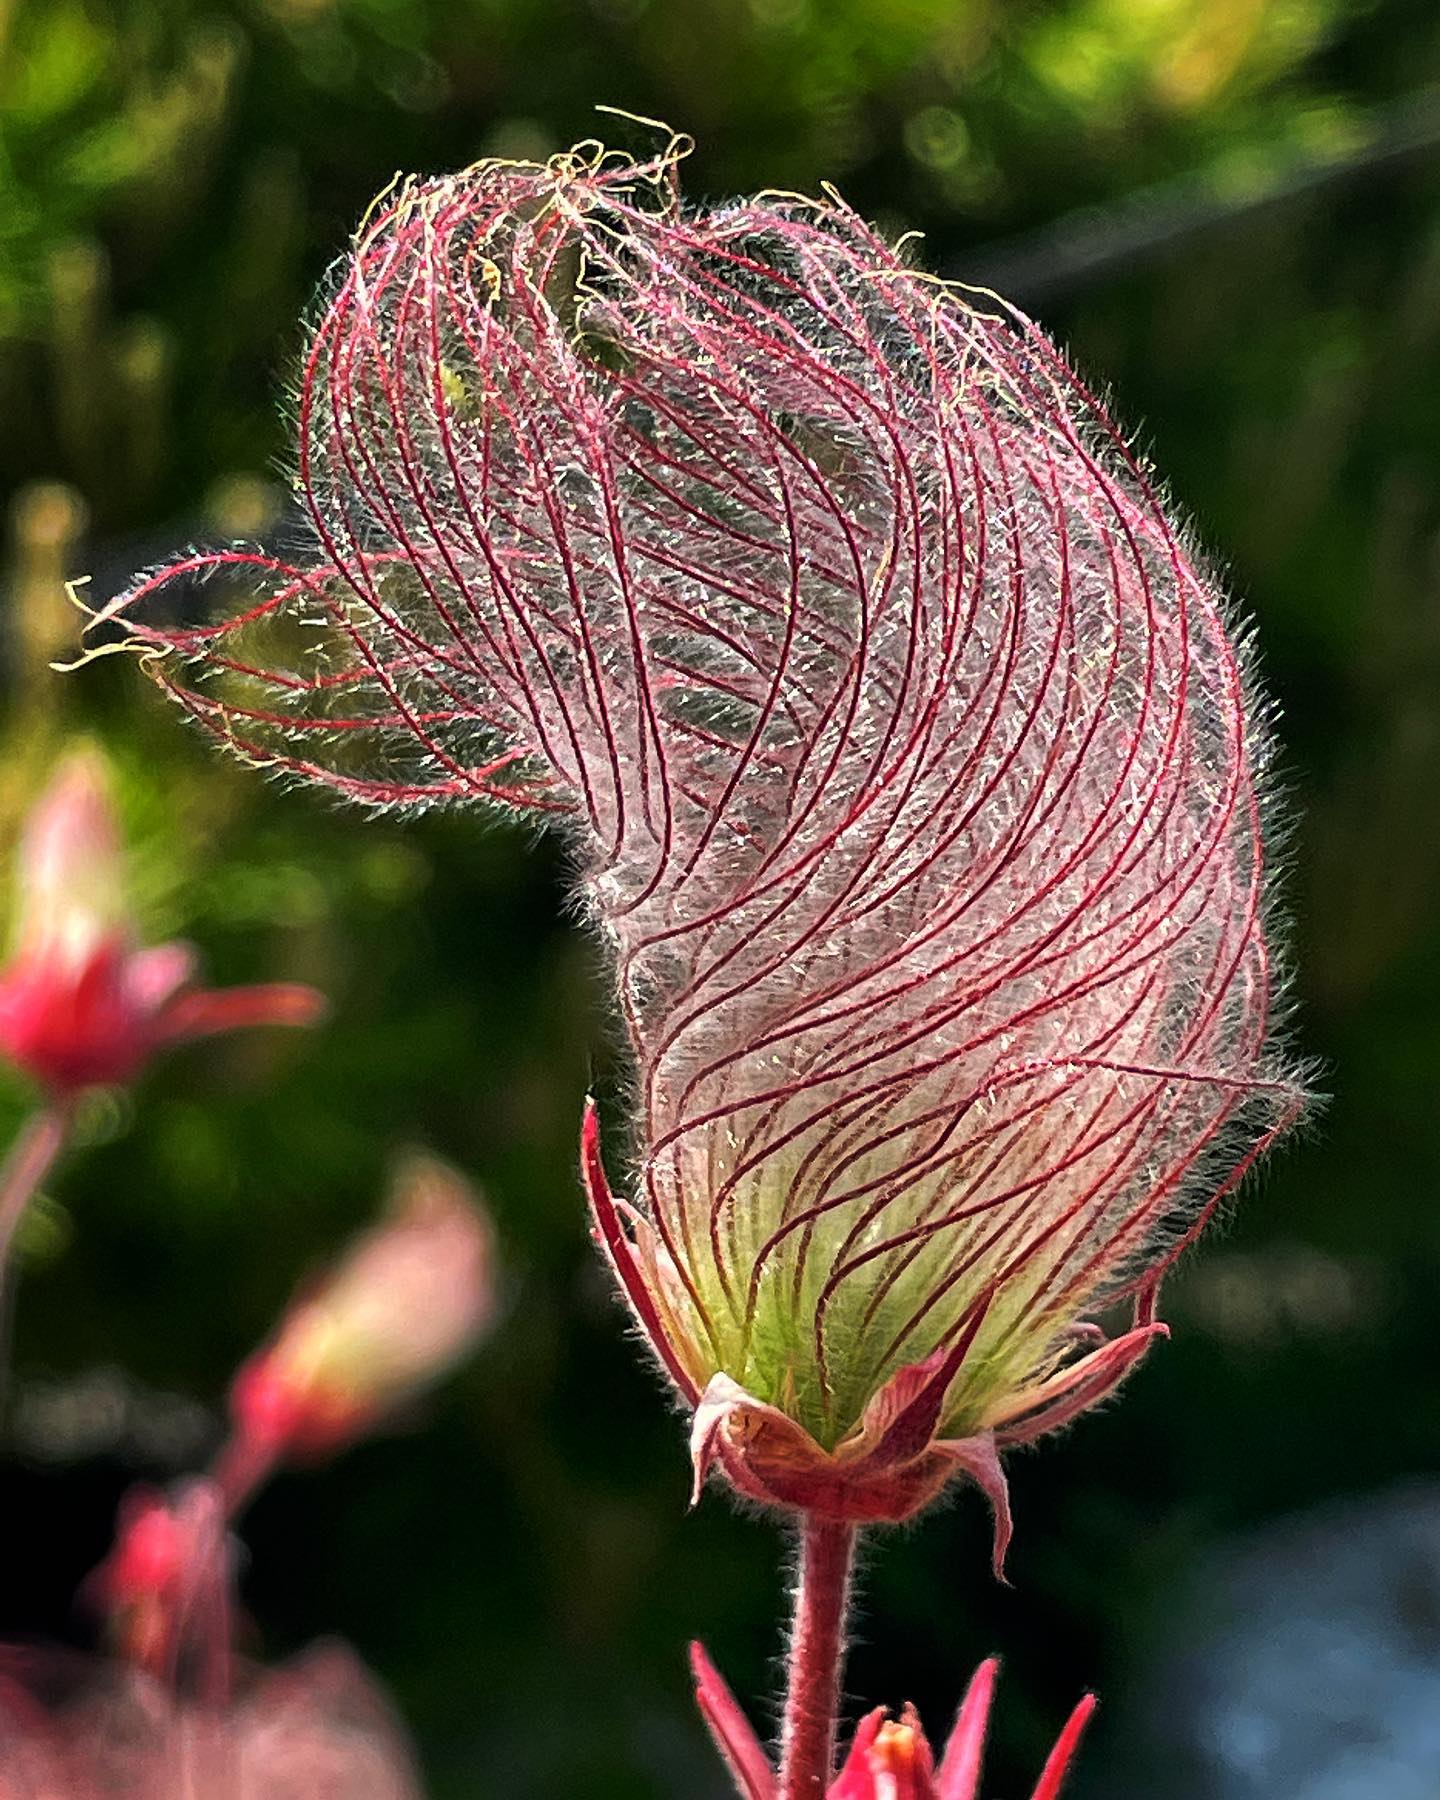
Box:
(105, 140), (1302, 1562)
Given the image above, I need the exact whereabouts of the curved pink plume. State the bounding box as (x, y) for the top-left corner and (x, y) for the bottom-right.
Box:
(109, 142), (1301, 1472)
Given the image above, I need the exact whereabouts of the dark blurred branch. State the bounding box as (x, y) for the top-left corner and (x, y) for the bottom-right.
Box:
(959, 86), (1440, 304)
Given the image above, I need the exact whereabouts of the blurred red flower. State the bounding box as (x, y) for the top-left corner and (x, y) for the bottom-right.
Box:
(0, 1641), (423, 1799)
(0, 747), (323, 1097)
(3, 1476), (421, 1799)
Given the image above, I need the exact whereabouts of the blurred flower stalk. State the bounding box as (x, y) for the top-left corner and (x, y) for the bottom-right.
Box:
(0, 746), (323, 1273)
(107, 138), (1304, 1796)
(1, 1151), (498, 1796)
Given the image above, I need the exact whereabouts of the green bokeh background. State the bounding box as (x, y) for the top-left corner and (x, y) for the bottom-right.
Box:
(2, 1), (1439, 1792)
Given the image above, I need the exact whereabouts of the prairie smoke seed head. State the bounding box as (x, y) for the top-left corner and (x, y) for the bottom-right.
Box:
(108, 142), (1303, 1545)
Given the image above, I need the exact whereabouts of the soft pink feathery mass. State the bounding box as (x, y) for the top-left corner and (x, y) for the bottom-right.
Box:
(0, 1643), (421, 1798)
(108, 140), (1300, 1509)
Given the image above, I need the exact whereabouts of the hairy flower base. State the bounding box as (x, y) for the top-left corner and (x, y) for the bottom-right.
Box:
(588, 1099), (1166, 1567)
(693, 1644), (1094, 1800)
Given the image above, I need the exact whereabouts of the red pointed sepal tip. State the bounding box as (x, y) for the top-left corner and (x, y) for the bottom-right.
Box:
(581, 1099), (701, 1406)
(935, 1657), (999, 1800)
(1029, 1692), (1096, 1800)
(690, 1641), (776, 1800)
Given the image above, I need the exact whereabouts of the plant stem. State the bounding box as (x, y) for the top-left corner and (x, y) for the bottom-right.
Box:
(778, 1517), (857, 1800)
(0, 1106), (69, 1278)
(209, 1428), (281, 1520)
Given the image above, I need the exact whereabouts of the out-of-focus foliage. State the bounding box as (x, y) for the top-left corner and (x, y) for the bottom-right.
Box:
(3, 1), (1440, 1796)
(0, 0), (1410, 525)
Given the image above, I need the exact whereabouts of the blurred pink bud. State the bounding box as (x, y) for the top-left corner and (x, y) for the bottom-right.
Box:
(693, 1644), (1093, 1800)
(111, 146), (1305, 1546)
(229, 1153), (496, 1468)
(0, 748), (324, 1096)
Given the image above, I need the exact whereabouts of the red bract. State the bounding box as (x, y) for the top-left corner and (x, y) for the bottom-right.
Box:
(0, 749), (324, 1097)
(108, 143), (1301, 1545)
(693, 1642), (1093, 1800)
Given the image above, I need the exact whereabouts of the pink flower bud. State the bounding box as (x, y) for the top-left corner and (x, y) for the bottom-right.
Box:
(693, 1643), (1094, 1800)
(229, 1153), (496, 1467)
(110, 145), (1304, 1548)
(830, 1713), (937, 1800)
(0, 748), (324, 1096)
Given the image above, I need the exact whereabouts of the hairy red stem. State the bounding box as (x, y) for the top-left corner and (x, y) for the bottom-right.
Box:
(779, 1517), (857, 1800)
